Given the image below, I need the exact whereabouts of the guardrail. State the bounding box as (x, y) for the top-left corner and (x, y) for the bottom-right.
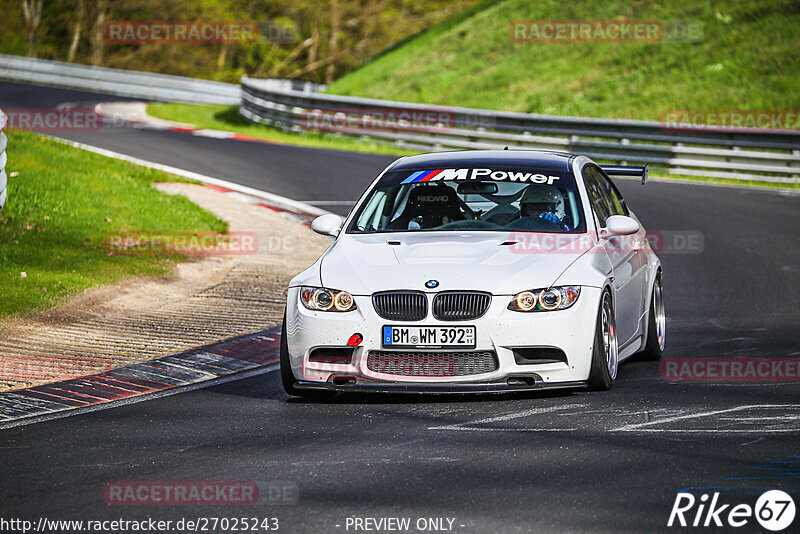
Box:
(0, 55), (797, 183)
(241, 77), (800, 183)
(0, 108), (7, 209)
(0, 54), (239, 105)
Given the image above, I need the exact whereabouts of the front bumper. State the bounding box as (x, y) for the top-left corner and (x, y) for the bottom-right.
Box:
(294, 378), (588, 394)
(285, 286), (602, 390)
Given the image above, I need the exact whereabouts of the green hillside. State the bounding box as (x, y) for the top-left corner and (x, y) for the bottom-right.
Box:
(326, 0), (800, 121)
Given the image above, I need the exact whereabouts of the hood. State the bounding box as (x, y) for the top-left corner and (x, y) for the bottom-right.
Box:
(319, 232), (590, 296)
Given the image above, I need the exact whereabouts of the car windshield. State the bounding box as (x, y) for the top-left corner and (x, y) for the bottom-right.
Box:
(348, 167), (586, 233)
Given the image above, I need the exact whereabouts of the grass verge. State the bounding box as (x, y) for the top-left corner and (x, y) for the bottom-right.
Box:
(0, 129), (227, 319)
(327, 0), (800, 120)
(647, 168), (799, 191)
(147, 103), (416, 157)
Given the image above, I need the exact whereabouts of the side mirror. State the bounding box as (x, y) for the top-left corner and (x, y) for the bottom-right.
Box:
(603, 215), (639, 236)
(311, 214), (344, 237)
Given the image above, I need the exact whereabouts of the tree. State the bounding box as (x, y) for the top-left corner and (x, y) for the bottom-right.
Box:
(324, 0), (340, 83)
(21, 0), (43, 57)
(7, 0), (480, 82)
(90, 0), (108, 66)
(67, 0), (86, 62)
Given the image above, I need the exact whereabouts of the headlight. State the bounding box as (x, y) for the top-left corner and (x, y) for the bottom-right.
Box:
(508, 286), (580, 312)
(300, 286), (357, 312)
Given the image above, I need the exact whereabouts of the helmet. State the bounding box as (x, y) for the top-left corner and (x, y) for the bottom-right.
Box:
(520, 185), (563, 214)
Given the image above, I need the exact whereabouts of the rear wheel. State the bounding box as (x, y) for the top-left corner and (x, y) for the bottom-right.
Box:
(638, 272), (665, 361)
(588, 290), (617, 391)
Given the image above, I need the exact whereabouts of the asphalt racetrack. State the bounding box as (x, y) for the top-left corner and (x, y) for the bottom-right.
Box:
(1, 82), (799, 533)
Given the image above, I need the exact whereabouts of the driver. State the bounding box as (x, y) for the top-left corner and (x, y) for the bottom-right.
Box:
(519, 185), (570, 231)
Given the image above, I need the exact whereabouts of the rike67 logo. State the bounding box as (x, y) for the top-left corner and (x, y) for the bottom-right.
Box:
(668, 490), (795, 531)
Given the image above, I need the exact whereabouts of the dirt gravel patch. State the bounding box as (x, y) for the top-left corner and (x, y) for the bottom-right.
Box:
(0, 183), (331, 392)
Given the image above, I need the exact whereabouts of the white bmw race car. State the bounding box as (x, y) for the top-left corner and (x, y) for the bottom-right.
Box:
(281, 150), (665, 396)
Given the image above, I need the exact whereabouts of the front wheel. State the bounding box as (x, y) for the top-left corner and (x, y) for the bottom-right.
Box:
(588, 290), (618, 391)
(280, 315), (331, 400)
(279, 316), (301, 396)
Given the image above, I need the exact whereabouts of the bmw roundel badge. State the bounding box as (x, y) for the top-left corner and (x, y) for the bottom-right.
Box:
(425, 280), (439, 289)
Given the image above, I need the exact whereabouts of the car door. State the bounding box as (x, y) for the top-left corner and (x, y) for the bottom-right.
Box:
(583, 164), (645, 347)
(603, 172), (649, 340)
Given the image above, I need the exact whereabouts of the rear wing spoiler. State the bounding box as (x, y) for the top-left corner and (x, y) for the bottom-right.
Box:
(600, 164), (649, 185)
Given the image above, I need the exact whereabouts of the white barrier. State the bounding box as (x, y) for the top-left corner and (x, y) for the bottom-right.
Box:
(0, 54), (239, 105)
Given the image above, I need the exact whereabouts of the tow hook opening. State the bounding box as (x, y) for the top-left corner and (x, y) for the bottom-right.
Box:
(506, 375), (540, 387)
(330, 375), (357, 386)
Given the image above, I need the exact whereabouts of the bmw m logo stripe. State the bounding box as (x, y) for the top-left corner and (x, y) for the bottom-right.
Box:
(397, 168), (562, 184)
(401, 169), (444, 184)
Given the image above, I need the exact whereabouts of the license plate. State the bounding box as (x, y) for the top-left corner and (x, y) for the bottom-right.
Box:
(382, 325), (476, 348)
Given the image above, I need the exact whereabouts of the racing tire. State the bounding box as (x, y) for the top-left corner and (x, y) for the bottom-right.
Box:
(280, 316), (331, 400)
(637, 272), (666, 361)
(279, 316), (302, 397)
(588, 290), (618, 391)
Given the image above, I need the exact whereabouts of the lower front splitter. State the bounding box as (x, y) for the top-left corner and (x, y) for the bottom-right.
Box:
(294, 378), (587, 394)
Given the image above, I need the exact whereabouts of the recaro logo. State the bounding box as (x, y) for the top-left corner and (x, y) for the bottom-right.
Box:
(668, 490), (795, 530)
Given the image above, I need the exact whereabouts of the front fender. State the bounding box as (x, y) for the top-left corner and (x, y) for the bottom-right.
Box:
(552, 246), (613, 290)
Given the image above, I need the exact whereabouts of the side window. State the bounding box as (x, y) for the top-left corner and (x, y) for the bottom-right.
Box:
(582, 166), (614, 226)
(356, 190), (386, 230)
(601, 173), (628, 216)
